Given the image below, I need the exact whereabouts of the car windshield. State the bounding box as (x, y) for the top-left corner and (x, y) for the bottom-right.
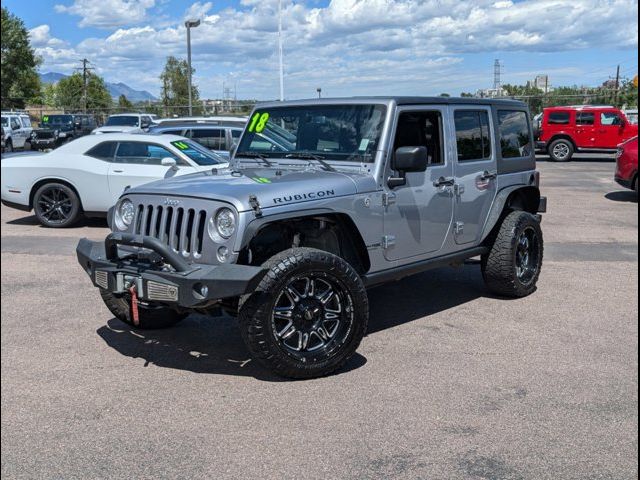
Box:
(171, 139), (226, 166)
(42, 115), (73, 125)
(236, 104), (387, 162)
(105, 115), (139, 127)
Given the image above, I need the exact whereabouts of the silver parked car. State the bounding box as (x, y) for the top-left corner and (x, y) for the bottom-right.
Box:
(78, 97), (546, 379)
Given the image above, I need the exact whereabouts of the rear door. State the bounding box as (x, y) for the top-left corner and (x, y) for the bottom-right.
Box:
(574, 110), (596, 148)
(107, 141), (194, 204)
(451, 107), (498, 245)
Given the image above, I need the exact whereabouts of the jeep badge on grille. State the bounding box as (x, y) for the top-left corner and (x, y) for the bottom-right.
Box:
(163, 198), (180, 206)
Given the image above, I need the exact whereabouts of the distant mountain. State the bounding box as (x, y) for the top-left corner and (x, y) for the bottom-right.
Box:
(39, 72), (157, 102)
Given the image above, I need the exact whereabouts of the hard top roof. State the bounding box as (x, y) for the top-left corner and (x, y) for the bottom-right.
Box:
(256, 96), (527, 108)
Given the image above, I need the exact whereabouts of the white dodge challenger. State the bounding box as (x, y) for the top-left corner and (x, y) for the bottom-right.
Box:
(0, 133), (229, 227)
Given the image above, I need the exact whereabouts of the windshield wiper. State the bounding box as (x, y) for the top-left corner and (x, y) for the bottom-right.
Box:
(284, 153), (335, 172)
(235, 151), (273, 167)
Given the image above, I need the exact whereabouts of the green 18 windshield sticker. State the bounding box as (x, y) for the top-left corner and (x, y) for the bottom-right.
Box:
(248, 112), (270, 133)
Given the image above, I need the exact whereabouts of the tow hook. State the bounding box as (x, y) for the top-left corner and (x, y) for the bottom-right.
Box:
(128, 285), (140, 326)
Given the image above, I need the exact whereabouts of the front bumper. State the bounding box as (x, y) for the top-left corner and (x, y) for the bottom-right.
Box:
(32, 138), (57, 148)
(615, 175), (634, 190)
(77, 233), (267, 308)
(535, 141), (547, 151)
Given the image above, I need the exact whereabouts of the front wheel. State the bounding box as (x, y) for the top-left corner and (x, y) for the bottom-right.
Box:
(99, 288), (187, 329)
(481, 211), (544, 298)
(239, 248), (369, 379)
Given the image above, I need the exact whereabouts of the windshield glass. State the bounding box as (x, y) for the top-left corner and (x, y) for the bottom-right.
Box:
(171, 140), (226, 166)
(236, 104), (387, 162)
(42, 115), (73, 125)
(105, 115), (139, 127)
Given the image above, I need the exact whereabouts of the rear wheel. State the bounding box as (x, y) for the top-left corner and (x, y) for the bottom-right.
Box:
(548, 138), (574, 162)
(481, 211), (544, 298)
(99, 288), (187, 329)
(5, 139), (13, 152)
(239, 248), (368, 379)
(33, 182), (81, 228)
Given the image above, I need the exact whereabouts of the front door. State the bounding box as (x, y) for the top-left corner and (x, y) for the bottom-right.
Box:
(383, 106), (454, 261)
(108, 141), (194, 203)
(451, 107), (498, 245)
(596, 110), (627, 149)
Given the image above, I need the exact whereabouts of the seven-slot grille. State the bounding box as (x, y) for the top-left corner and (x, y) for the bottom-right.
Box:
(132, 204), (207, 259)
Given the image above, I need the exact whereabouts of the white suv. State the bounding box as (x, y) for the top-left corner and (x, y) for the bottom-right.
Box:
(92, 113), (155, 134)
(1, 112), (33, 151)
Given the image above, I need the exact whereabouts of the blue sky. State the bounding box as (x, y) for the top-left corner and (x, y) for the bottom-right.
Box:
(3, 0), (638, 100)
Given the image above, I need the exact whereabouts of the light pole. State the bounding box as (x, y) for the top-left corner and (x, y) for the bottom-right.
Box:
(185, 19), (201, 116)
(317, 87), (322, 98)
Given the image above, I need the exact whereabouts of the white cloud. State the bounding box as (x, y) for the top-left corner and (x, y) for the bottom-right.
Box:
(39, 0), (638, 99)
(29, 25), (67, 48)
(54, 0), (156, 28)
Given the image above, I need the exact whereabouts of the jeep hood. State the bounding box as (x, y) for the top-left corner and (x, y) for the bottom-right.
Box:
(126, 167), (377, 213)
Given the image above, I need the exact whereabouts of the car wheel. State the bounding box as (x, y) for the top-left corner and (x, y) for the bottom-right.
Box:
(238, 247), (368, 379)
(481, 211), (544, 298)
(5, 139), (13, 152)
(33, 182), (81, 228)
(548, 139), (574, 162)
(99, 288), (187, 329)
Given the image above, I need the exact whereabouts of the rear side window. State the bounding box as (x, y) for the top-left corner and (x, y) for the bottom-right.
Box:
(498, 111), (532, 159)
(548, 111), (571, 125)
(21, 117), (31, 128)
(576, 112), (595, 125)
(161, 129), (184, 135)
(190, 128), (226, 150)
(86, 141), (117, 161)
(454, 110), (491, 161)
(600, 112), (623, 126)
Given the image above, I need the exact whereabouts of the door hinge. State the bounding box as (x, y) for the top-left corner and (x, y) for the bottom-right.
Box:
(381, 235), (396, 249)
(454, 222), (464, 235)
(454, 183), (465, 196)
(382, 192), (397, 207)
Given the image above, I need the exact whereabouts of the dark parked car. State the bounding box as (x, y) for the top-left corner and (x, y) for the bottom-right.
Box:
(149, 121), (246, 159)
(30, 114), (98, 150)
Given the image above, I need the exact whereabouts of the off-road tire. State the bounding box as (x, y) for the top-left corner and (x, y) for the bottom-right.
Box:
(99, 288), (187, 329)
(5, 139), (13, 152)
(481, 211), (544, 298)
(238, 247), (368, 379)
(548, 138), (574, 162)
(33, 182), (82, 228)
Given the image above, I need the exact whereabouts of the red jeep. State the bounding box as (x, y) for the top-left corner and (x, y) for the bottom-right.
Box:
(536, 106), (638, 161)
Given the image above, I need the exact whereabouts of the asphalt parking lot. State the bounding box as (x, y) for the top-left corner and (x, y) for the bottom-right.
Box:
(1, 156), (637, 479)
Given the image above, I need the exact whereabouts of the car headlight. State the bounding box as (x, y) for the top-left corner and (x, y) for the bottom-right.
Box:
(114, 199), (135, 231)
(53, 129), (59, 137)
(30, 131), (36, 138)
(208, 208), (236, 240)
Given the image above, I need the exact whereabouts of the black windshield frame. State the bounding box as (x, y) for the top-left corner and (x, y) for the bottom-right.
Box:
(236, 104), (387, 163)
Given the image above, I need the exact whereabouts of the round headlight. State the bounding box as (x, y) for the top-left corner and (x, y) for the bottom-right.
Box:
(115, 199), (135, 230)
(209, 208), (236, 240)
(54, 129), (59, 137)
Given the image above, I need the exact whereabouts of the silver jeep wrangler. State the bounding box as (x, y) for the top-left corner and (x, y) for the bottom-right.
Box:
(77, 97), (546, 378)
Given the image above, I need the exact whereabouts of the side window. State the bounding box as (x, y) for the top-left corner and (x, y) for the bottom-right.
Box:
(190, 128), (226, 150)
(497, 110), (532, 159)
(576, 112), (595, 125)
(600, 112), (623, 126)
(115, 142), (180, 165)
(10, 118), (20, 130)
(86, 141), (117, 161)
(548, 111), (571, 125)
(161, 129), (184, 135)
(231, 129), (242, 139)
(21, 117), (31, 128)
(393, 111), (444, 165)
(454, 110), (491, 162)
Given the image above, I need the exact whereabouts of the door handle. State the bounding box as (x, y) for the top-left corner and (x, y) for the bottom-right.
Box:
(113, 169), (124, 173)
(433, 176), (455, 187)
(480, 170), (498, 181)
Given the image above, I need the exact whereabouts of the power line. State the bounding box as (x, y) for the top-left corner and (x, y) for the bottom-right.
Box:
(75, 58), (94, 113)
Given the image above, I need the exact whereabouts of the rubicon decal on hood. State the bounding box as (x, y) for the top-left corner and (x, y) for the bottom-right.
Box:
(273, 190), (335, 204)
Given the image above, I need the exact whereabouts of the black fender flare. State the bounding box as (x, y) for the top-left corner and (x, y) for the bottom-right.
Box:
(481, 185), (541, 242)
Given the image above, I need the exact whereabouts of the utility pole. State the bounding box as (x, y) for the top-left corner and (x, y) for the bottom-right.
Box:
(493, 59), (502, 95)
(77, 58), (93, 113)
(185, 19), (201, 116)
(614, 64), (621, 106)
(278, 0), (284, 101)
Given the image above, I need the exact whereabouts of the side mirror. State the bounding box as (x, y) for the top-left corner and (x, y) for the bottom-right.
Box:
(388, 146), (428, 188)
(161, 157), (178, 169)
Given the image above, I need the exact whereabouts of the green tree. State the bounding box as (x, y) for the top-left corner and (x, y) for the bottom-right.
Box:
(160, 56), (199, 115)
(1, 7), (42, 108)
(439, 93), (451, 97)
(460, 92), (474, 98)
(118, 94), (133, 110)
(41, 83), (57, 107)
(55, 72), (112, 112)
